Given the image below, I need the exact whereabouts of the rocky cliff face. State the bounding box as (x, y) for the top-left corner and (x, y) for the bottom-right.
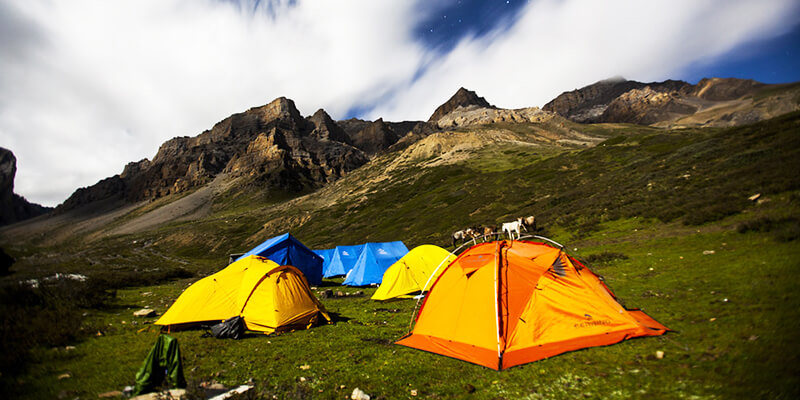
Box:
(57, 98), (368, 212)
(543, 77), (690, 123)
(601, 87), (698, 125)
(544, 77), (771, 125)
(338, 118), (437, 157)
(429, 87), (493, 123)
(0, 147), (51, 225)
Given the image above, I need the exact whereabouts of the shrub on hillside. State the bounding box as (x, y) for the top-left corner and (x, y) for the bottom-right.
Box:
(738, 216), (800, 242)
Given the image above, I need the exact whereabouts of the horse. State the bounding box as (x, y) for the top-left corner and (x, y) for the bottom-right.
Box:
(482, 225), (498, 241)
(502, 218), (526, 240)
(452, 230), (466, 248)
(522, 215), (536, 232)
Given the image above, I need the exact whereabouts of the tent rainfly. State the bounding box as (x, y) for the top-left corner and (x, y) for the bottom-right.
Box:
(372, 244), (456, 301)
(397, 240), (668, 370)
(313, 249), (334, 275)
(343, 241), (409, 286)
(237, 233), (323, 285)
(323, 244), (364, 278)
(156, 255), (330, 334)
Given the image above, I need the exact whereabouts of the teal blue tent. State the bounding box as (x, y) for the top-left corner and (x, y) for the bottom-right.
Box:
(343, 242), (409, 286)
(313, 249), (334, 275)
(238, 233), (323, 285)
(324, 244), (364, 278)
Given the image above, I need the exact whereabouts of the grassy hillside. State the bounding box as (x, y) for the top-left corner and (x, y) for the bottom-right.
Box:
(1, 112), (799, 399)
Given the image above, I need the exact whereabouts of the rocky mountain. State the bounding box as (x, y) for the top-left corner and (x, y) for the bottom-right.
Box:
(543, 77), (787, 127)
(338, 118), (438, 156)
(0, 147), (51, 226)
(58, 98), (369, 212)
(428, 87), (494, 123)
(18, 76), (800, 222)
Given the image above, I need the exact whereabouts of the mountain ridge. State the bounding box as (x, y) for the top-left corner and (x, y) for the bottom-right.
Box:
(3, 76), (798, 231)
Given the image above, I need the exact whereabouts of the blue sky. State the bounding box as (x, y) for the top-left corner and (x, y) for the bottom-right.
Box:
(1, 0), (799, 206)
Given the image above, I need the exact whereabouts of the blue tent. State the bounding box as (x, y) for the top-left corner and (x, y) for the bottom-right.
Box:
(343, 241), (409, 286)
(324, 245), (365, 278)
(313, 249), (334, 275)
(238, 233), (323, 285)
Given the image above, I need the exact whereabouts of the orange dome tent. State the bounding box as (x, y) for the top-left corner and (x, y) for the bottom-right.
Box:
(396, 240), (668, 370)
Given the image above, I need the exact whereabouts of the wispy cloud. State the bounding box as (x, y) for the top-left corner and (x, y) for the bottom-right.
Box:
(0, 0), (797, 206)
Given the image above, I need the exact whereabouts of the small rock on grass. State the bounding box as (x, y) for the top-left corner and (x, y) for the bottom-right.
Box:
(133, 308), (157, 317)
(98, 390), (122, 398)
(351, 387), (370, 400)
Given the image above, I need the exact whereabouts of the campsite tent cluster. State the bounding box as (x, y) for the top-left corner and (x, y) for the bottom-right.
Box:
(155, 232), (667, 371)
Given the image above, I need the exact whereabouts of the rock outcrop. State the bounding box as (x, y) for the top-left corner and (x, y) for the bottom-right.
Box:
(601, 87), (697, 125)
(435, 106), (555, 128)
(543, 77), (771, 125)
(0, 147), (51, 225)
(543, 77), (689, 123)
(57, 98), (368, 212)
(429, 87), (493, 123)
(338, 118), (437, 157)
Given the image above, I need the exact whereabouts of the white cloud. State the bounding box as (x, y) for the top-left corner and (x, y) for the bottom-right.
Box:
(0, 0), (797, 206)
(369, 0), (800, 120)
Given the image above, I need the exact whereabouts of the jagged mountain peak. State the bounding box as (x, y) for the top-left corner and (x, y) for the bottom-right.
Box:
(428, 87), (493, 123)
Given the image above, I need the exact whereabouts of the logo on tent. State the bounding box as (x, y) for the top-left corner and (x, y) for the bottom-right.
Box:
(377, 248), (389, 255)
(343, 251), (350, 256)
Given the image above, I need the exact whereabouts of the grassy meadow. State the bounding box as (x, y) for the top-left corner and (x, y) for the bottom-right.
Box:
(1, 112), (799, 399)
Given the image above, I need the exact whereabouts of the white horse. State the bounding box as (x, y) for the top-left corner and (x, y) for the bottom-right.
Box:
(522, 215), (536, 232)
(502, 218), (526, 240)
(452, 230), (466, 247)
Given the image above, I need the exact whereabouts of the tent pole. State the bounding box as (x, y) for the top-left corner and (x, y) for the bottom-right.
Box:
(494, 241), (503, 368)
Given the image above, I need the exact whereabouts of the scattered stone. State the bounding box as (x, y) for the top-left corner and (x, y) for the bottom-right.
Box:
(133, 308), (157, 318)
(353, 290), (364, 297)
(709, 318), (717, 322)
(65, 346), (76, 351)
(351, 387), (370, 400)
(748, 335), (759, 342)
(299, 377), (307, 382)
(130, 388), (186, 400)
(410, 389), (418, 396)
(208, 385), (254, 400)
(299, 364), (311, 370)
(748, 193), (761, 201)
(336, 291), (345, 297)
(57, 372), (72, 380)
(141, 292), (152, 296)
(702, 250), (715, 255)
(98, 390), (123, 398)
(207, 383), (226, 390)
(656, 351), (665, 359)
(320, 289), (334, 299)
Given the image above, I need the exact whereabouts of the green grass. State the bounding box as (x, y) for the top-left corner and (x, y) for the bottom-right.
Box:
(7, 220), (800, 399)
(2, 112), (799, 398)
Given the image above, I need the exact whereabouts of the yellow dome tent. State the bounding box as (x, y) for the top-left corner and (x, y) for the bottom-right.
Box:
(156, 255), (330, 334)
(371, 245), (456, 301)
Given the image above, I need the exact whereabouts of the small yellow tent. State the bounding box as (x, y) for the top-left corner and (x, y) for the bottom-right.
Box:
(371, 245), (456, 301)
(156, 255), (330, 334)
